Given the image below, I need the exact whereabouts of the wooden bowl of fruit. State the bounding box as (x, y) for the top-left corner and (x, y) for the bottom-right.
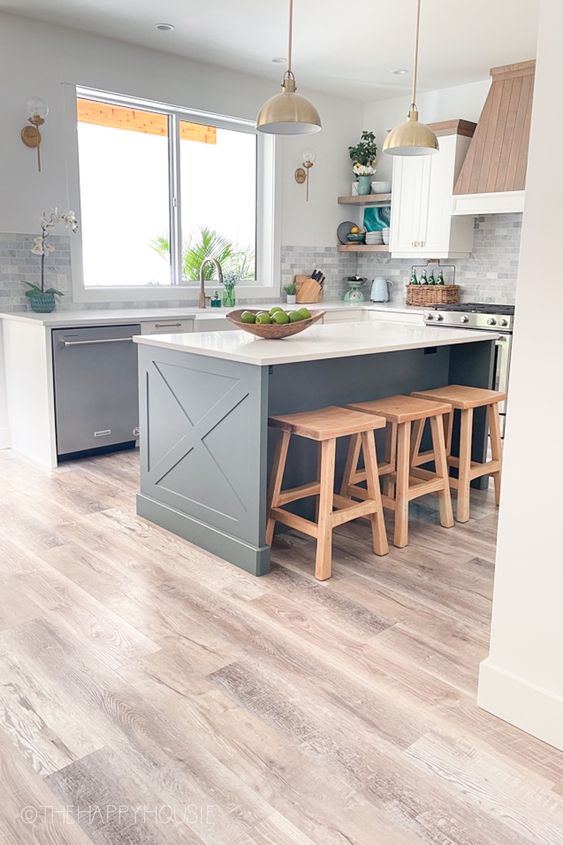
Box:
(226, 306), (325, 339)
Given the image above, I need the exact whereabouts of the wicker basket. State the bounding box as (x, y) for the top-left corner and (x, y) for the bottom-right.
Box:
(406, 285), (460, 306)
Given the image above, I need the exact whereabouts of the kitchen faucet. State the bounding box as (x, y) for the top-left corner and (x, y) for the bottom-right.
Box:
(199, 258), (223, 309)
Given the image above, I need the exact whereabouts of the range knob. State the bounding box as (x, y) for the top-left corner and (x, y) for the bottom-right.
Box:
(460, 315), (469, 323)
(487, 318), (497, 326)
(499, 318), (508, 327)
(436, 314), (444, 321)
(426, 313), (434, 321)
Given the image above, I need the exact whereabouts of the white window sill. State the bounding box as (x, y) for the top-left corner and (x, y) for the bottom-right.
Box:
(72, 283), (280, 304)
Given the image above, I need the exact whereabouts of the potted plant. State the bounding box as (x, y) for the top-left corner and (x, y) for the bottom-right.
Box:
(284, 282), (297, 305)
(23, 208), (78, 313)
(348, 131), (377, 195)
(221, 271), (238, 308)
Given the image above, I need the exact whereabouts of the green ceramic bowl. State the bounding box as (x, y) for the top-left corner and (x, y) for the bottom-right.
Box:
(346, 232), (366, 244)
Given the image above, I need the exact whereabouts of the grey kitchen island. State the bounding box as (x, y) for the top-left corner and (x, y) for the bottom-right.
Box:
(134, 320), (496, 575)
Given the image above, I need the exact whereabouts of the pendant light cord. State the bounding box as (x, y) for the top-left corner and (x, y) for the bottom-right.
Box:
(287, 0), (294, 76)
(410, 0), (421, 109)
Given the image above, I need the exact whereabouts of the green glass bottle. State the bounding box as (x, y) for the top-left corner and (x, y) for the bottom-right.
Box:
(410, 269), (418, 286)
(437, 269), (445, 286)
(428, 268), (436, 285)
(420, 269), (428, 285)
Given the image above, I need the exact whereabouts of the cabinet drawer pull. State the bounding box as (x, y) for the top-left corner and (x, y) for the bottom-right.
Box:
(63, 337), (133, 347)
(154, 322), (183, 328)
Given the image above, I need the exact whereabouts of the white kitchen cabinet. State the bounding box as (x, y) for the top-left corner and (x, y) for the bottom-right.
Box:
(193, 316), (238, 332)
(389, 127), (475, 259)
(365, 309), (424, 325)
(322, 309), (366, 323)
(141, 318), (194, 334)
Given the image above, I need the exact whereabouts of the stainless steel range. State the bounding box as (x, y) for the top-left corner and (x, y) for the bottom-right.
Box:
(424, 303), (515, 432)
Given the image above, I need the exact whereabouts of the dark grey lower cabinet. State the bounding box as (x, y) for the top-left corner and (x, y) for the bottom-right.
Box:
(52, 324), (141, 457)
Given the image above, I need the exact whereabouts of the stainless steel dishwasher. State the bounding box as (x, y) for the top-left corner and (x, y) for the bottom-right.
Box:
(52, 324), (141, 458)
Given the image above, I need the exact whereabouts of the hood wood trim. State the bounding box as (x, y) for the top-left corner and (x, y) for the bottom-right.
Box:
(454, 60), (535, 196)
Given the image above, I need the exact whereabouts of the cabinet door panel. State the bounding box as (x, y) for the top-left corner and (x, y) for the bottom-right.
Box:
(390, 157), (427, 253)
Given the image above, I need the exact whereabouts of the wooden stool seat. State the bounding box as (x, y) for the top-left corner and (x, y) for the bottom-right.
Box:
(411, 384), (506, 410)
(411, 385), (504, 521)
(342, 395), (454, 548)
(348, 394), (451, 424)
(269, 405), (387, 440)
(267, 406), (389, 580)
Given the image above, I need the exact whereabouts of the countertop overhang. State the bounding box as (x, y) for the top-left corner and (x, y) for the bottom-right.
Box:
(134, 321), (496, 366)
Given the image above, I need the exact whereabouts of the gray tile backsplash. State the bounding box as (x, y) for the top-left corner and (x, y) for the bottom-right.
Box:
(282, 214), (522, 306)
(356, 214), (522, 306)
(0, 214), (521, 312)
(0, 233), (72, 312)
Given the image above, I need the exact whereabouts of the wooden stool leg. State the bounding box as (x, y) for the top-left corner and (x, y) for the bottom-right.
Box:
(456, 407), (473, 523)
(383, 422), (397, 499)
(266, 429), (291, 546)
(488, 402), (503, 506)
(361, 431), (389, 556)
(444, 411), (454, 457)
(430, 415), (454, 529)
(340, 433), (362, 497)
(410, 418), (425, 466)
(394, 421), (411, 548)
(315, 438), (336, 581)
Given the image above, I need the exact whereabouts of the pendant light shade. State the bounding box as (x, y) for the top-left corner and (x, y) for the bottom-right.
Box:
(257, 0), (321, 135)
(383, 0), (438, 156)
(383, 106), (438, 156)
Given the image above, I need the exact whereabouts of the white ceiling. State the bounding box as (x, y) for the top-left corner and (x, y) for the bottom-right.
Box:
(5, 0), (540, 101)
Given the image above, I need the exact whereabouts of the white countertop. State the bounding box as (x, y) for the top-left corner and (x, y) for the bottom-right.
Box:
(0, 301), (426, 328)
(134, 320), (495, 366)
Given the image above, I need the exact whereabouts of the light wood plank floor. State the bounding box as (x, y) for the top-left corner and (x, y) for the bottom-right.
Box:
(0, 448), (562, 845)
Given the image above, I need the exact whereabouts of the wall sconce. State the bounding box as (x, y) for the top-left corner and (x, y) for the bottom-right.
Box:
(21, 97), (49, 172)
(294, 149), (316, 202)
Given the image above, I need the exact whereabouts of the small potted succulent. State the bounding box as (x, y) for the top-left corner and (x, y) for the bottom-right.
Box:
(284, 282), (297, 305)
(348, 131), (377, 195)
(22, 208), (78, 313)
(221, 271), (238, 308)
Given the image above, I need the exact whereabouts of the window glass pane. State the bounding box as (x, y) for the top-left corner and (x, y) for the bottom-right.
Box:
(77, 99), (171, 287)
(179, 122), (256, 281)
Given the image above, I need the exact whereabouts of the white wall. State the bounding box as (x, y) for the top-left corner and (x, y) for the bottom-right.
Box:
(477, 0), (563, 749)
(0, 13), (362, 249)
(362, 79), (490, 181)
(0, 12), (363, 446)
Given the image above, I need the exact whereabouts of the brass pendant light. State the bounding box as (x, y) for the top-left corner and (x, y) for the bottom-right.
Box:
(257, 0), (321, 135)
(383, 0), (438, 156)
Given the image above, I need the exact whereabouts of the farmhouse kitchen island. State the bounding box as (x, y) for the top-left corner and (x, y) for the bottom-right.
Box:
(134, 320), (496, 575)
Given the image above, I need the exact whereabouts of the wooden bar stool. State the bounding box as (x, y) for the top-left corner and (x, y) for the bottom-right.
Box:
(343, 396), (454, 548)
(267, 406), (389, 580)
(411, 385), (505, 522)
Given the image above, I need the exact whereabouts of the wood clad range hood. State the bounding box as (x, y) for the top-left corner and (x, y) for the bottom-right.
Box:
(452, 60), (535, 215)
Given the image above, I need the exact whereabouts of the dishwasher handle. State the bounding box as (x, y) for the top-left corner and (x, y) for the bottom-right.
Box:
(63, 337), (134, 348)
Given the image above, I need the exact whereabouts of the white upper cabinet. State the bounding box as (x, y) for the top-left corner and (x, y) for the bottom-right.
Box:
(389, 125), (475, 259)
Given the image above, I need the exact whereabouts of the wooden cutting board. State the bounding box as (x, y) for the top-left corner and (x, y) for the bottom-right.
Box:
(295, 275), (323, 303)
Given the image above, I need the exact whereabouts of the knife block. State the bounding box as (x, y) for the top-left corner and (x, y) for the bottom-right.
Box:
(295, 275), (324, 304)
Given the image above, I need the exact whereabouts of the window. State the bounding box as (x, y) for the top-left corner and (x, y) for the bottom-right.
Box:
(73, 88), (272, 296)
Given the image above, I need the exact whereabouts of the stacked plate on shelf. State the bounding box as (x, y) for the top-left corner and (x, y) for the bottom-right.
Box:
(365, 231), (383, 245)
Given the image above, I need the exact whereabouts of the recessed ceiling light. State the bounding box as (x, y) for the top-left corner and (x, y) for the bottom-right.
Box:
(272, 57), (288, 64)
(392, 68), (409, 75)
(155, 23), (175, 32)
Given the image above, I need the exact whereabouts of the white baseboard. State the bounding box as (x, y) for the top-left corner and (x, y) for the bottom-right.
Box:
(0, 428), (10, 449)
(479, 658), (563, 751)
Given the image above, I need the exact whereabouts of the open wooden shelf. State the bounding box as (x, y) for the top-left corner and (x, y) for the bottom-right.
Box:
(338, 193), (392, 205)
(336, 244), (390, 253)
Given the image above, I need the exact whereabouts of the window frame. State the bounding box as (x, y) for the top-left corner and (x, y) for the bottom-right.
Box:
(65, 85), (280, 303)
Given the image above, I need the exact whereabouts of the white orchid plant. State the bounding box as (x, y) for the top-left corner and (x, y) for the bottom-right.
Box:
(23, 208), (78, 299)
(352, 163), (376, 177)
